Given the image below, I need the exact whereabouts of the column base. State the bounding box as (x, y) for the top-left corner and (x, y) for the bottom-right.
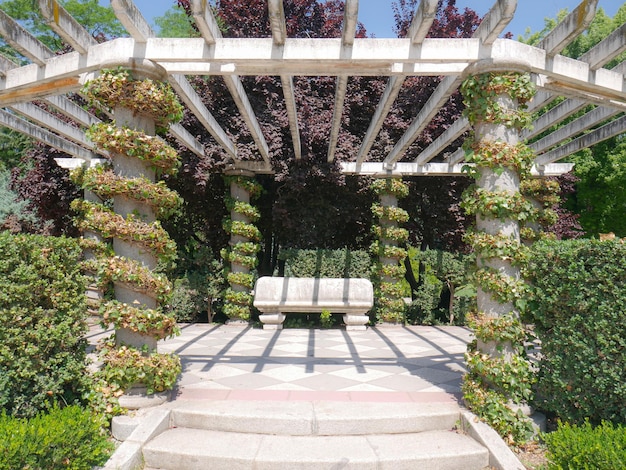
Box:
(259, 312), (285, 330)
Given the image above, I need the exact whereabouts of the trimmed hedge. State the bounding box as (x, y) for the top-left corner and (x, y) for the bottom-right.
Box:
(279, 248), (372, 279)
(0, 405), (113, 469)
(543, 420), (626, 470)
(0, 233), (89, 418)
(524, 239), (626, 424)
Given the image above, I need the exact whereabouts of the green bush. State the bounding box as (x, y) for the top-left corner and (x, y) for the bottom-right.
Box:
(0, 405), (113, 469)
(0, 232), (90, 418)
(543, 420), (626, 470)
(406, 248), (475, 325)
(525, 239), (626, 424)
(279, 248), (372, 278)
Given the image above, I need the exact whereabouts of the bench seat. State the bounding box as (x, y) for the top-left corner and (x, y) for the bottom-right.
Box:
(253, 277), (374, 330)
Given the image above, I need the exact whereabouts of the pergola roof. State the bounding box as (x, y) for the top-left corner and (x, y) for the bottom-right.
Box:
(0, 0), (624, 177)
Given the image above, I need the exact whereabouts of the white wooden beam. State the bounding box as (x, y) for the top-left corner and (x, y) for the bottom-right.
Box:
(413, 116), (469, 165)
(268, 0), (287, 46)
(168, 123), (206, 157)
(406, 0), (439, 44)
(281, 76), (302, 160)
(38, 0), (96, 54)
(0, 109), (97, 160)
(538, 0), (598, 56)
(579, 23), (626, 70)
(1, 38), (624, 102)
(268, 0), (301, 160)
(531, 106), (620, 154)
(190, 0), (221, 45)
(341, 161), (574, 177)
(473, 0), (517, 45)
(341, 0), (359, 46)
(0, 9), (53, 65)
(9, 102), (97, 149)
(110, 0), (155, 43)
(327, 0), (358, 163)
(167, 74), (237, 159)
(535, 114), (626, 167)
(190, 0), (271, 166)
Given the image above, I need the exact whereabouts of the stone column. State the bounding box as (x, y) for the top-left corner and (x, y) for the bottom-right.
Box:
(474, 98), (521, 357)
(371, 178), (409, 325)
(110, 99), (159, 350)
(223, 172), (260, 325)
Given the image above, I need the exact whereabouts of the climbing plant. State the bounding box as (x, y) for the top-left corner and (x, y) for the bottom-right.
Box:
(459, 72), (560, 445)
(370, 178), (410, 324)
(221, 175), (262, 322)
(72, 68), (183, 411)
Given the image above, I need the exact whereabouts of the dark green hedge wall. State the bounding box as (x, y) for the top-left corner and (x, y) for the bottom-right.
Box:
(0, 233), (89, 418)
(525, 239), (626, 424)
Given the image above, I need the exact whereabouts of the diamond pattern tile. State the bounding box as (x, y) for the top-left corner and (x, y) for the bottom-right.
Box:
(87, 322), (471, 401)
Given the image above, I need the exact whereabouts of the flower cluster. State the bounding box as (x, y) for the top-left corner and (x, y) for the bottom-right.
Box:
(370, 179), (409, 324)
(86, 123), (180, 176)
(100, 300), (179, 339)
(72, 199), (177, 264)
(221, 176), (263, 322)
(459, 72), (539, 444)
(81, 68), (184, 129)
(73, 165), (182, 218)
(74, 68), (184, 402)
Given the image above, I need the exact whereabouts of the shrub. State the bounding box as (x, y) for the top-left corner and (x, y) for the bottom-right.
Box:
(406, 248), (476, 325)
(524, 239), (626, 424)
(0, 405), (113, 469)
(0, 232), (90, 418)
(279, 248), (372, 278)
(543, 420), (626, 470)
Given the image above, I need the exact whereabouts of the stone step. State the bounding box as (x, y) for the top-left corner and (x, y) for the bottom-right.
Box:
(142, 427), (489, 470)
(168, 400), (461, 436)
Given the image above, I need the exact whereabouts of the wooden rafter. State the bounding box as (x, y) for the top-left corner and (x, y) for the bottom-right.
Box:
(0, 0), (620, 177)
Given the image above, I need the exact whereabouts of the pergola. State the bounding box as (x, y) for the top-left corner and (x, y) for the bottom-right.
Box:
(1, 0), (624, 430)
(0, 0), (623, 177)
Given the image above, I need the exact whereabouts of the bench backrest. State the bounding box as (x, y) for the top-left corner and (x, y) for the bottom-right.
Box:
(253, 276), (373, 308)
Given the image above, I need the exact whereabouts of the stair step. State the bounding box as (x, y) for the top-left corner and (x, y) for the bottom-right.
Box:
(169, 400), (460, 435)
(143, 427), (489, 470)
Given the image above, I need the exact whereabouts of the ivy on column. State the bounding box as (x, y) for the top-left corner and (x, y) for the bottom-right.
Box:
(370, 178), (410, 324)
(459, 72), (559, 444)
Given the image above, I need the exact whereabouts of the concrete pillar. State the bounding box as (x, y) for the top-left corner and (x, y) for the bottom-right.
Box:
(111, 105), (158, 350)
(224, 171), (258, 325)
(473, 95), (521, 356)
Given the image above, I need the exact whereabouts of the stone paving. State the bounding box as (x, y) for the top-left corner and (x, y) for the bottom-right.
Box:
(88, 323), (472, 404)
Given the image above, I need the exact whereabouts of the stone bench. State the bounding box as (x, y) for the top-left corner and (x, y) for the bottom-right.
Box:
(252, 276), (374, 330)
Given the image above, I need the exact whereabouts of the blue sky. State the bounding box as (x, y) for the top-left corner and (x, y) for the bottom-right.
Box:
(128, 0), (622, 39)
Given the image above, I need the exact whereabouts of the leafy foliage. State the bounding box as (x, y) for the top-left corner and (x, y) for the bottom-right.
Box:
(543, 420), (626, 470)
(279, 248), (371, 278)
(0, 233), (90, 418)
(10, 145), (81, 236)
(0, 405), (113, 470)
(524, 239), (626, 425)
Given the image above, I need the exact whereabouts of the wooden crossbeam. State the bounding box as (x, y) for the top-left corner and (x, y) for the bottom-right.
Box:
(538, 0), (598, 56)
(535, 115), (626, 166)
(0, 109), (98, 160)
(382, 0), (522, 168)
(190, 0), (271, 168)
(327, 0), (358, 163)
(354, 0), (439, 167)
(38, 0), (96, 53)
(268, 0), (302, 160)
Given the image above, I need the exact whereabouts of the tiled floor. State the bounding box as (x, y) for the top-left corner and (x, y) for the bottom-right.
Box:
(87, 323), (472, 403)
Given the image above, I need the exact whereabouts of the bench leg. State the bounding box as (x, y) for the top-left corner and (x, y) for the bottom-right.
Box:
(343, 314), (369, 331)
(259, 312), (285, 330)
